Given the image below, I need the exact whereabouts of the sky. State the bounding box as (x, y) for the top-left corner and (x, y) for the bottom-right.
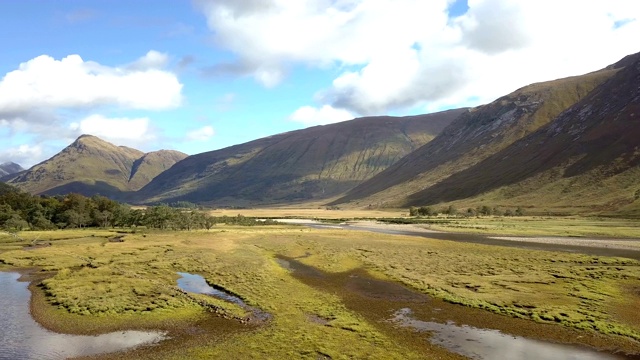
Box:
(1, 0), (639, 168)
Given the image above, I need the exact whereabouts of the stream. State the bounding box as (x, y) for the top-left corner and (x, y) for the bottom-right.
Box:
(276, 256), (637, 360)
(0, 271), (167, 360)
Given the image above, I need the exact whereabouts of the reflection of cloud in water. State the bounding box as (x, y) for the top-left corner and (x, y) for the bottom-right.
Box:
(391, 308), (624, 360)
(0, 272), (167, 360)
(176, 272), (245, 305)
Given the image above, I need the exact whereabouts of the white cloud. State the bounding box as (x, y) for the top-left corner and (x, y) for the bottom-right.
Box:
(0, 52), (183, 165)
(69, 114), (155, 145)
(127, 50), (170, 70)
(0, 144), (43, 168)
(289, 105), (354, 125)
(186, 125), (215, 141)
(197, 0), (640, 115)
(0, 52), (182, 116)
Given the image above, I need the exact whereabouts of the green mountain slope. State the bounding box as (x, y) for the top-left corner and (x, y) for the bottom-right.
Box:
(136, 110), (464, 205)
(333, 52), (640, 215)
(7, 135), (187, 197)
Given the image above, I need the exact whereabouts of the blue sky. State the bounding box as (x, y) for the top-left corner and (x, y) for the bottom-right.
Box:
(1, 0), (639, 167)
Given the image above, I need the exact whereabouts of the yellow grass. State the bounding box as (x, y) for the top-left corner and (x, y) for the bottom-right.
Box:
(1, 225), (639, 358)
(207, 207), (406, 219)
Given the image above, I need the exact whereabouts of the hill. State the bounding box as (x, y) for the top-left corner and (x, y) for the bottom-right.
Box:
(333, 52), (640, 215)
(0, 162), (23, 177)
(135, 110), (464, 205)
(6, 135), (187, 197)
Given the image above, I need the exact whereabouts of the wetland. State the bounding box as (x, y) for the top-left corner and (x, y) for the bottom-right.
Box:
(1, 218), (640, 359)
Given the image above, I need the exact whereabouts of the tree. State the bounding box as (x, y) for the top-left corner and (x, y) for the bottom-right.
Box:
(202, 215), (216, 230)
(445, 205), (457, 216)
(143, 205), (176, 229)
(94, 210), (113, 228)
(31, 216), (57, 230)
(4, 215), (29, 231)
(477, 205), (492, 216)
(409, 206), (418, 216)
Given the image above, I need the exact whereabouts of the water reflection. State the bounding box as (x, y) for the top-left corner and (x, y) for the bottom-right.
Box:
(0, 272), (167, 360)
(176, 272), (271, 322)
(177, 272), (245, 306)
(391, 308), (625, 360)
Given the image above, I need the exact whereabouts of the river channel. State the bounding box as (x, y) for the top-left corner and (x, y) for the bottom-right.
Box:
(0, 271), (167, 360)
(277, 219), (640, 261)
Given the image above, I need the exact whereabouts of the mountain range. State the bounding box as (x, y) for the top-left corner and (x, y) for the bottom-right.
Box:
(333, 52), (640, 215)
(5, 135), (187, 198)
(134, 110), (463, 205)
(3, 51), (640, 216)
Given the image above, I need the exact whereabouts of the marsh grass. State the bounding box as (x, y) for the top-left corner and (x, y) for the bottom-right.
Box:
(1, 225), (640, 358)
(417, 216), (640, 238)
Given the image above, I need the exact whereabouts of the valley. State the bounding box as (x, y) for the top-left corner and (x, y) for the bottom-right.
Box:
(1, 217), (640, 359)
(2, 3), (640, 359)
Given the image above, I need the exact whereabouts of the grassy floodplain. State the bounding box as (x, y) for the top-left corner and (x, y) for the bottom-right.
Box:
(416, 216), (640, 238)
(1, 220), (640, 359)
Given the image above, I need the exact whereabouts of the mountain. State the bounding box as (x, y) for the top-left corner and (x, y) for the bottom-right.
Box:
(136, 110), (465, 205)
(6, 135), (187, 197)
(333, 52), (640, 215)
(0, 162), (24, 177)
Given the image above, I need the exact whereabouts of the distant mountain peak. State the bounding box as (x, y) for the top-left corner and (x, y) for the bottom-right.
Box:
(6, 135), (187, 197)
(0, 162), (24, 177)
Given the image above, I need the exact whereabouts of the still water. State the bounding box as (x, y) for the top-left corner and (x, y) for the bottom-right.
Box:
(176, 272), (271, 322)
(391, 308), (627, 360)
(0, 271), (167, 360)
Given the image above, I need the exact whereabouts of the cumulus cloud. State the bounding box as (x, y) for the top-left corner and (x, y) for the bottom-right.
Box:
(0, 144), (43, 168)
(0, 51), (183, 164)
(289, 105), (355, 125)
(186, 125), (215, 141)
(197, 0), (640, 115)
(69, 114), (155, 145)
(0, 52), (182, 118)
(127, 50), (170, 70)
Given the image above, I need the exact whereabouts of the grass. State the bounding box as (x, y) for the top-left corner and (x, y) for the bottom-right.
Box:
(207, 207), (407, 219)
(1, 223), (640, 358)
(411, 215), (640, 238)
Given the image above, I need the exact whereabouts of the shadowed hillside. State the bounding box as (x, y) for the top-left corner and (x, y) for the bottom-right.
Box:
(403, 52), (640, 214)
(6, 135), (187, 197)
(333, 55), (627, 209)
(136, 110), (464, 205)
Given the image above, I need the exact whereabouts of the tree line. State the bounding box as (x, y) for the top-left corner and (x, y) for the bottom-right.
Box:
(0, 184), (275, 232)
(409, 205), (524, 217)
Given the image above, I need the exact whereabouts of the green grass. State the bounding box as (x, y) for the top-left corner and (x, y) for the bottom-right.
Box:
(417, 216), (640, 238)
(1, 225), (640, 358)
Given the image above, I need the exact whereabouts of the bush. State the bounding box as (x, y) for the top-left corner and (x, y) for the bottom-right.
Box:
(4, 215), (29, 231)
